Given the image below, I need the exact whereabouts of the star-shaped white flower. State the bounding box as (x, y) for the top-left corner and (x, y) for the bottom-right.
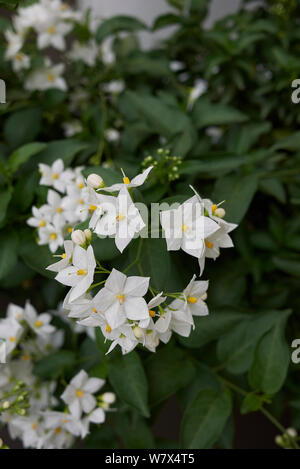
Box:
(95, 268), (150, 330)
(55, 245), (96, 302)
(24, 301), (56, 337)
(102, 166), (153, 193)
(46, 240), (74, 272)
(61, 370), (105, 419)
(39, 158), (72, 192)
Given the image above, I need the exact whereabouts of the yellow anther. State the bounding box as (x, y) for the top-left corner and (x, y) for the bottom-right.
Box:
(89, 205), (97, 212)
(187, 296), (198, 304)
(47, 73), (55, 83)
(22, 355), (30, 361)
(78, 182), (84, 189)
(149, 310), (156, 317)
(117, 294), (125, 304)
(15, 53), (23, 61)
(52, 172), (58, 179)
(67, 227), (73, 233)
(35, 320), (43, 328)
(62, 253), (66, 259)
(62, 419), (67, 424)
(116, 214), (125, 221)
(39, 220), (46, 227)
(48, 26), (56, 34)
(32, 423), (37, 430)
(205, 240), (214, 249)
(78, 198), (84, 205)
(50, 233), (57, 240)
(123, 177), (130, 185)
(211, 204), (217, 213)
(57, 207), (63, 213)
(76, 389), (84, 398)
(93, 308), (98, 314)
(77, 269), (86, 276)
(55, 427), (61, 434)
(182, 224), (189, 232)
(106, 325), (112, 333)
(9, 337), (15, 343)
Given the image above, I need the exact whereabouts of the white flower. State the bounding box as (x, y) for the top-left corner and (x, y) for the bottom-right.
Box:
(104, 128), (120, 143)
(96, 187), (146, 253)
(101, 39), (115, 65)
(102, 80), (125, 94)
(24, 302), (56, 337)
(106, 324), (138, 355)
(11, 413), (47, 449)
(0, 317), (23, 355)
(39, 159), (72, 192)
(182, 275), (209, 317)
(188, 79), (208, 108)
(139, 293), (166, 329)
(44, 189), (66, 224)
(102, 166), (153, 193)
(38, 220), (64, 253)
(62, 120), (83, 137)
(27, 205), (51, 229)
(25, 62), (67, 92)
(80, 407), (106, 438)
(12, 52), (30, 72)
(55, 245), (96, 302)
(7, 304), (24, 323)
(198, 224), (236, 274)
(160, 195), (219, 258)
(46, 240), (74, 272)
(71, 229), (86, 246)
(68, 40), (99, 66)
(94, 268), (150, 330)
(4, 30), (23, 59)
(36, 21), (72, 51)
(61, 370), (104, 419)
(43, 410), (83, 437)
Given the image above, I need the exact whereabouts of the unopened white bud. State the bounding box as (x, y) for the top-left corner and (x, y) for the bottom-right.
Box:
(214, 207), (226, 218)
(286, 428), (297, 438)
(87, 173), (104, 189)
(2, 401), (10, 410)
(71, 229), (86, 245)
(133, 326), (144, 339)
(102, 392), (116, 405)
(0, 438), (3, 448)
(201, 292), (207, 301)
(84, 229), (92, 242)
(275, 435), (283, 446)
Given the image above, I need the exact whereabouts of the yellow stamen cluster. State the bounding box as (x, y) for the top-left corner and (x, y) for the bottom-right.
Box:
(117, 294), (125, 304)
(211, 204), (217, 213)
(57, 207), (63, 213)
(76, 389), (84, 398)
(187, 296), (198, 304)
(39, 220), (46, 227)
(106, 325), (112, 333)
(50, 233), (57, 240)
(35, 320), (43, 328)
(52, 172), (59, 179)
(123, 177), (130, 185)
(9, 337), (15, 342)
(205, 240), (214, 249)
(89, 205), (97, 212)
(62, 253), (66, 259)
(78, 182), (84, 189)
(149, 310), (155, 317)
(77, 269), (86, 276)
(93, 308), (98, 314)
(182, 224), (189, 232)
(48, 26), (56, 34)
(116, 214), (125, 221)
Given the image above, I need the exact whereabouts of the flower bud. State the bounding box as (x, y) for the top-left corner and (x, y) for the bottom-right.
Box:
(87, 173), (104, 189)
(133, 326), (144, 339)
(214, 207), (226, 218)
(286, 428), (297, 438)
(84, 229), (92, 242)
(2, 401), (10, 410)
(71, 229), (86, 246)
(101, 392), (116, 405)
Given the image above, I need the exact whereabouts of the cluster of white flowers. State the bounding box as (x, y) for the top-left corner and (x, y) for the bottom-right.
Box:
(33, 161), (237, 355)
(0, 302), (115, 449)
(4, 0), (116, 89)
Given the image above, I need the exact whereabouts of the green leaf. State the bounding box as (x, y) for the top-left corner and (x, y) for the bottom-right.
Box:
(4, 108), (43, 149)
(180, 389), (232, 449)
(33, 351), (76, 380)
(217, 310), (283, 374)
(20, 237), (56, 278)
(179, 154), (251, 175)
(259, 178), (286, 204)
(115, 413), (155, 449)
(229, 122), (272, 154)
(0, 230), (18, 280)
(8, 142), (46, 174)
(152, 14), (181, 30)
(108, 351), (149, 417)
(179, 308), (248, 349)
(272, 255), (300, 277)
(96, 16), (147, 42)
(146, 344), (195, 407)
(37, 140), (89, 167)
(271, 132), (300, 152)
(0, 186), (13, 226)
(212, 173), (258, 224)
(192, 97), (248, 128)
(248, 310), (291, 394)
